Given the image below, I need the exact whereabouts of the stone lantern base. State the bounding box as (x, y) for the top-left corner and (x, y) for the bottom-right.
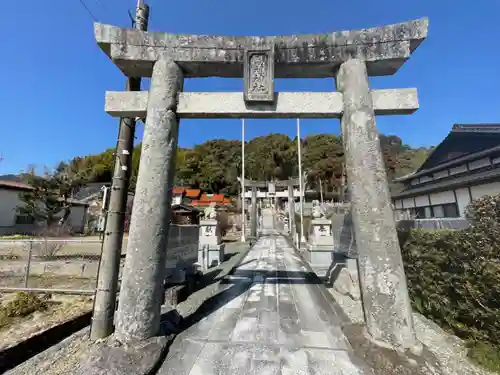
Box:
(198, 219), (225, 270)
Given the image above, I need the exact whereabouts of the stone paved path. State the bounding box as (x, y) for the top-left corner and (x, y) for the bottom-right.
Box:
(158, 209), (369, 375)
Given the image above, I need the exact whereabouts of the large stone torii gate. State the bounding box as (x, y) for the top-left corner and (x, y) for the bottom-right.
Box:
(96, 18), (428, 350)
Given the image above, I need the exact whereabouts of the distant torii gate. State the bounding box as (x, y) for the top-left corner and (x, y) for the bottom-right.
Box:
(241, 178), (302, 237)
(95, 17), (428, 351)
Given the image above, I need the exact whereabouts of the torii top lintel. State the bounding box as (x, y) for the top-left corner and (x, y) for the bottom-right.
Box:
(94, 18), (427, 79)
(240, 178), (302, 188)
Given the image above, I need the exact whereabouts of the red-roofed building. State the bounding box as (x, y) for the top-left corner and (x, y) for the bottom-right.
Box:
(172, 187), (185, 195)
(185, 189), (202, 199)
(171, 187), (232, 209)
(200, 193), (225, 203)
(172, 187), (202, 206)
(190, 193), (233, 208)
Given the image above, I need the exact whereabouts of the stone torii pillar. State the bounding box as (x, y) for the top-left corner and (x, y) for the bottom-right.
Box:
(288, 185), (295, 232)
(336, 60), (417, 350)
(250, 186), (258, 238)
(281, 178), (301, 237)
(114, 59), (184, 343)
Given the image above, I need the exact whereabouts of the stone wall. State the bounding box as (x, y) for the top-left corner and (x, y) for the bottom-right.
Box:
(329, 214), (468, 259)
(164, 224), (200, 282)
(330, 213), (357, 258)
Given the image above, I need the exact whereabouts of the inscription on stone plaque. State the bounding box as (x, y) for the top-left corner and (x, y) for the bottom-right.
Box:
(315, 225), (331, 237)
(244, 48), (275, 102)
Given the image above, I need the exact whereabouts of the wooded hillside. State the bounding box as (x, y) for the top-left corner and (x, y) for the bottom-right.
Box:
(59, 133), (432, 197)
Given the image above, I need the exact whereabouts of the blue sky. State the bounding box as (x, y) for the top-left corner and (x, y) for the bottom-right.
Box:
(1, 0), (499, 175)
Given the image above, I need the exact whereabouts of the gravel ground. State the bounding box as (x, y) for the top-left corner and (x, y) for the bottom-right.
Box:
(4, 241), (250, 375)
(329, 286), (496, 375)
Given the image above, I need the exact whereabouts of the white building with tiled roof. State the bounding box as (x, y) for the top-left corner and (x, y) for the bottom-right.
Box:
(392, 124), (500, 218)
(0, 179), (89, 235)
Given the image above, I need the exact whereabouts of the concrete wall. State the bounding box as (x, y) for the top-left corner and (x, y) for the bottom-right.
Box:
(165, 224), (200, 281)
(330, 213), (467, 262)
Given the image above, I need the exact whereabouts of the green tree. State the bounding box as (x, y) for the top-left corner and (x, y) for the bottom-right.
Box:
(58, 132), (432, 197)
(302, 134), (344, 193)
(246, 134), (296, 181)
(17, 164), (88, 233)
(193, 139), (241, 193)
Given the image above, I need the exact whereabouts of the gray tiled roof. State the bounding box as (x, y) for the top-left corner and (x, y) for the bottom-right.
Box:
(392, 165), (500, 199)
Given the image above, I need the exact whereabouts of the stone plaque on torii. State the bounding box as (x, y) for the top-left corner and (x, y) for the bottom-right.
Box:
(94, 17), (428, 352)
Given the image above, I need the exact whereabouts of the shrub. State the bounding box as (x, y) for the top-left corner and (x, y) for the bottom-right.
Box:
(466, 192), (500, 242)
(402, 193), (500, 349)
(467, 342), (500, 373)
(4, 292), (49, 317)
(0, 292), (50, 328)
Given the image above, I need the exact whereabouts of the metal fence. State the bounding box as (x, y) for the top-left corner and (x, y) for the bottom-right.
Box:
(0, 238), (104, 294)
(0, 224), (200, 295)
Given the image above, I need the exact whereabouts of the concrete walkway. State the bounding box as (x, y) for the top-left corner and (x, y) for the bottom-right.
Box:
(158, 209), (369, 375)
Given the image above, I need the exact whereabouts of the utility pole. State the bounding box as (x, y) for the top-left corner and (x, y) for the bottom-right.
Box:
(241, 119), (246, 242)
(90, 0), (150, 340)
(319, 178), (324, 205)
(297, 119), (306, 246)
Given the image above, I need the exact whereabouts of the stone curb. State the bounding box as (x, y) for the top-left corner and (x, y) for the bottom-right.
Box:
(0, 313), (92, 373)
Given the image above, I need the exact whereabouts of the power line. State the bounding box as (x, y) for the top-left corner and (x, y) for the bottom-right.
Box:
(94, 0), (111, 20)
(94, 0), (107, 12)
(77, 0), (98, 22)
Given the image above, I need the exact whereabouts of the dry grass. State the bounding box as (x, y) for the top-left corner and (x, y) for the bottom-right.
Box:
(0, 237), (108, 260)
(0, 275), (97, 290)
(0, 292), (50, 329)
(0, 292), (93, 351)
